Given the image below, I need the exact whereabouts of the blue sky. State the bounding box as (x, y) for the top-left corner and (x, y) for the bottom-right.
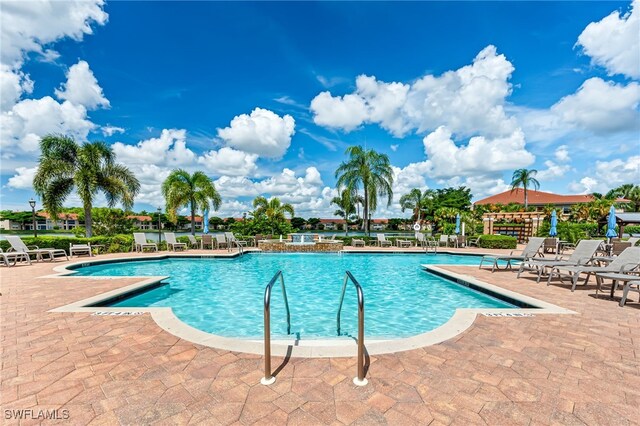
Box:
(1, 1), (639, 218)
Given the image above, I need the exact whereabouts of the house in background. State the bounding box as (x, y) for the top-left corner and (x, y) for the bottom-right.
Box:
(182, 216), (204, 230)
(319, 218), (346, 230)
(371, 219), (388, 231)
(127, 215), (155, 230)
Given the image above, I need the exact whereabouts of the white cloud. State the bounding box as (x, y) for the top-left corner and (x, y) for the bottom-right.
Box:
(101, 125), (125, 137)
(0, 0), (108, 68)
(551, 78), (640, 134)
(6, 166), (37, 189)
(536, 160), (572, 182)
(256, 167), (323, 202)
(217, 108), (295, 158)
(1, 97), (96, 156)
(310, 45), (517, 139)
(198, 147), (258, 177)
(0, 65), (33, 111)
(576, 0), (640, 79)
(55, 60), (109, 109)
(422, 126), (535, 179)
(390, 144), (399, 152)
(555, 145), (570, 162)
(310, 92), (369, 132)
(111, 129), (196, 166)
(569, 155), (640, 193)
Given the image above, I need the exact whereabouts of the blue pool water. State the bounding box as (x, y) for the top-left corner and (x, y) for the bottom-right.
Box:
(72, 253), (515, 339)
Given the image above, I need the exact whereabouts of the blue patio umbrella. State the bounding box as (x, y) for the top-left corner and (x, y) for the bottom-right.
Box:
(605, 205), (618, 240)
(454, 213), (461, 235)
(549, 210), (558, 237)
(203, 209), (209, 234)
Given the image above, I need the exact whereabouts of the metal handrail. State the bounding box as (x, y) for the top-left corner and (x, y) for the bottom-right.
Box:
(262, 270), (291, 385)
(336, 271), (367, 386)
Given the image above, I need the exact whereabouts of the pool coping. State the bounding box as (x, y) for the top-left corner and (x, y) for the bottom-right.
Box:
(48, 253), (576, 358)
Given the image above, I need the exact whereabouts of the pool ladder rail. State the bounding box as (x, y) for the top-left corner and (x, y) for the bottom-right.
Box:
(261, 270), (367, 386)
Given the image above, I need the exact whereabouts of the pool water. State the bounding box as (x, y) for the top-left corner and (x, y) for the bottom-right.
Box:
(73, 253), (515, 339)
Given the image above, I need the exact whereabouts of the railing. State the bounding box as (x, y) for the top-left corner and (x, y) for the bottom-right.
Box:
(336, 271), (367, 386)
(261, 270), (291, 385)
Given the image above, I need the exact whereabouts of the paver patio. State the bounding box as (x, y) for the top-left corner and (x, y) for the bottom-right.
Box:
(1, 247), (639, 425)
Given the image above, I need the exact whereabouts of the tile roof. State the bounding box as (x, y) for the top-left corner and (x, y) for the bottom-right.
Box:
(127, 215), (153, 221)
(474, 189), (595, 206)
(37, 212), (79, 220)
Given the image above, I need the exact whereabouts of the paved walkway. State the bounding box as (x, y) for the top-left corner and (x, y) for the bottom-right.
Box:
(1, 249), (639, 425)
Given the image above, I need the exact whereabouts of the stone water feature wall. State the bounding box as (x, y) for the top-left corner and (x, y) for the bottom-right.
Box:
(258, 240), (343, 252)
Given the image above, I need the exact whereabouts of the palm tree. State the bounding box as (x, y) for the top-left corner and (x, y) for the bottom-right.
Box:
(607, 184), (640, 212)
(335, 146), (394, 234)
(399, 188), (433, 223)
(253, 196), (295, 234)
(331, 189), (356, 236)
(33, 134), (140, 238)
(510, 169), (540, 209)
(162, 169), (221, 235)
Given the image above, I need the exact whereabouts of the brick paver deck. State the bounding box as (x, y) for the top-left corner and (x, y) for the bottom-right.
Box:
(1, 248), (639, 425)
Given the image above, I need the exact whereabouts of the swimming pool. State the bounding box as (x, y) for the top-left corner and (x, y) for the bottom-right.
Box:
(71, 253), (517, 339)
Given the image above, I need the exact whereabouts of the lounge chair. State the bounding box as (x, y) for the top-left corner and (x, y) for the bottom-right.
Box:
(352, 238), (365, 247)
(166, 232), (187, 251)
(376, 234), (392, 247)
(594, 271), (640, 306)
(547, 246), (640, 291)
(438, 235), (449, 247)
(626, 236), (640, 246)
(133, 233), (158, 252)
(0, 248), (31, 266)
(201, 234), (214, 249)
(225, 232), (248, 248)
(215, 234), (229, 250)
(611, 241), (632, 256)
(6, 235), (69, 262)
(468, 236), (482, 247)
(479, 237), (545, 273)
(70, 242), (92, 257)
(187, 235), (199, 249)
(456, 235), (466, 248)
(517, 239), (603, 282)
(415, 233), (426, 247)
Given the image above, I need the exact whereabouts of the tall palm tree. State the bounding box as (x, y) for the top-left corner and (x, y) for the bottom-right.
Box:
(510, 169), (540, 209)
(335, 146), (394, 233)
(331, 189), (356, 236)
(607, 184), (640, 212)
(33, 134), (140, 238)
(253, 196), (295, 234)
(399, 188), (433, 223)
(162, 169), (221, 235)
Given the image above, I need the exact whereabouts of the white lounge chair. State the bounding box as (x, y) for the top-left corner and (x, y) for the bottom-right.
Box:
(479, 237), (545, 272)
(225, 232), (247, 248)
(351, 238), (365, 247)
(376, 234), (392, 247)
(438, 235), (449, 247)
(517, 239), (603, 282)
(70, 242), (92, 257)
(0, 248), (31, 266)
(133, 233), (158, 252)
(6, 235), (68, 262)
(215, 234), (229, 250)
(166, 232), (187, 251)
(187, 235), (199, 249)
(547, 246), (640, 292)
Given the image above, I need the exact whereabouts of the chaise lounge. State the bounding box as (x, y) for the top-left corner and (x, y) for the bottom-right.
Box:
(479, 237), (545, 273)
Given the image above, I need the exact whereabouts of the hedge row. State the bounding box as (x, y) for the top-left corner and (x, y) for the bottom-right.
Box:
(472, 234), (518, 249)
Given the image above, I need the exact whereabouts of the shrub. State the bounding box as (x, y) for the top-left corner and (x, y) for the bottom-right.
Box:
(536, 222), (600, 243)
(474, 234), (517, 249)
(624, 225), (640, 235)
(0, 235), (135, 254)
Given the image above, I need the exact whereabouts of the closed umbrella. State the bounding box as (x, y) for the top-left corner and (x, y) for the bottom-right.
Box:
(605, 205), (618, 240)
(549, 210), (558, 237)
(454, 213), (461, 235)
(203, 209), (209, 234)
